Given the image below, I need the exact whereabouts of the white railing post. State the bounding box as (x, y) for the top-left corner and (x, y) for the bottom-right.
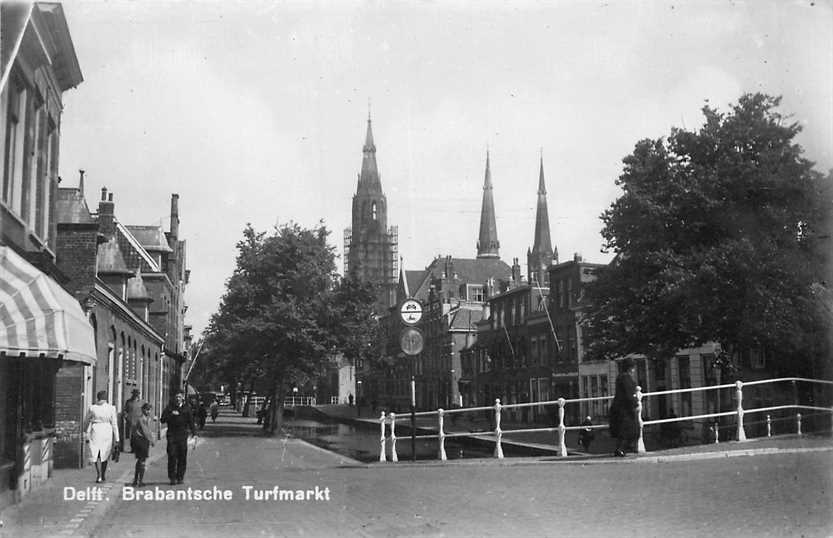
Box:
(767, 414), (772, 437)
(796, 413), (802, 436)
(494, 399), (504, 459)
(557, 398), (567, 457)
(636, 386), (646, 454)
(438, 409), (447, 461)
(379, 411), (387, 462)
(736, 381), (747, 442)
(390, 412), (398, 462)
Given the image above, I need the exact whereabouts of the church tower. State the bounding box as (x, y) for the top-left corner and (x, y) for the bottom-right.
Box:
(527, 153), (557, 287)
(344, 112), (399, 312)
(476, 150), (500, 259)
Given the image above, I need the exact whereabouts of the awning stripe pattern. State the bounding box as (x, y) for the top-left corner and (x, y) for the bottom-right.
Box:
(0, 247), (96, 364)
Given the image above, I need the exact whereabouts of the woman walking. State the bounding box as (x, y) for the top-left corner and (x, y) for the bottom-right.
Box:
(131, 403), (155, 487)
(85, 391), (120, 482)
(609, 357), (639, 457)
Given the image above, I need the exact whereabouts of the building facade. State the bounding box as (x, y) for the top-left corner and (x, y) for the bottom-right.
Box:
(0, 2), (94, 508)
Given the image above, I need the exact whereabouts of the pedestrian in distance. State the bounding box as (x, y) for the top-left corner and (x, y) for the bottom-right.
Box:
(123, 389), (144, 452)
(210, 400), (219, 423)
(579, 415), (595, 452)
(348, 393), (354, 406)
(131, 403), (156, 487)
(609, 357), (639, 457)
(160, 391), (197, 485)
(85, 390), (120, 483)
(197, 401), (208, 430)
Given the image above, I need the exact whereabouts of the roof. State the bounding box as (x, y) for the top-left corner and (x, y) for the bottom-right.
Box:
(448, 306), (484, 330)
(127, 270), (152, 302)
(96, 236), (132, 275)
(125, 225), (173, 253)
(409, 256), (512, 301)
(55, 187), (94, 224)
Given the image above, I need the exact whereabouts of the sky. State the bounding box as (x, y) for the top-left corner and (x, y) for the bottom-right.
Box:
(56, 0), (833, 337)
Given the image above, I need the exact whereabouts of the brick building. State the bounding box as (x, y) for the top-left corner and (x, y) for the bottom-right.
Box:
(55, 182), (189, 466)
(0, 2), (94, 508)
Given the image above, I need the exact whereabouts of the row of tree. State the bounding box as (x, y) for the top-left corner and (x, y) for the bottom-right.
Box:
(200, 93), (832, 436)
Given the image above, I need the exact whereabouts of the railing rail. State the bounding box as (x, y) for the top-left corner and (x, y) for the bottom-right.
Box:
(377, 376), (833, 462)
(283, 396), (316, 407)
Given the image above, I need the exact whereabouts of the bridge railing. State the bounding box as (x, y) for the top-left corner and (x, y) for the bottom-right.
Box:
(377, 376), (833, 462)
(283, 396), (316, 407)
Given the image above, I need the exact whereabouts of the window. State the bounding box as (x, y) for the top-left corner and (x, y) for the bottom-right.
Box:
(33, 97), (48, 237)
(567, 278), (573, 308)
(558, 280), (565, 308)
(3, 77), (26, 212)
(749, 348), (765, 369)
(371, 202), (377, 221)
(469, 284), (484, 302)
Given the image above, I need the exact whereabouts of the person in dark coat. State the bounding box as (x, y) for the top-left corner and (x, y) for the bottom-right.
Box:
(131, 403), (155, 487)
(579, 416), (595, 452)
(196, 402), (208, 430)
(609, 357), (639, 457)
(160, 391), (197, 485)
(123, 389), (145, 452)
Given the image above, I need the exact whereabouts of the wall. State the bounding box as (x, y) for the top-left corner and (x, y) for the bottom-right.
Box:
(53, 363), (85, 468)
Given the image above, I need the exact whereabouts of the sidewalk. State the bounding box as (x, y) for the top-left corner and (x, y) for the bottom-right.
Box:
(0, 431), (195, 538)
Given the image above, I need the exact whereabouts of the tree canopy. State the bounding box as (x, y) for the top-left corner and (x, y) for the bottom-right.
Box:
(202, 222), (378, 433)
(584, 93), (832, 376)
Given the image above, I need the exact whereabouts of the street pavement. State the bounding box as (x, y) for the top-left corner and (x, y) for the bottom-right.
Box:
(1, 408), (831, 538)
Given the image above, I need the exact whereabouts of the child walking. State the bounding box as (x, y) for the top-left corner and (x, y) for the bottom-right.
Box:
(131, 403), (155, 487)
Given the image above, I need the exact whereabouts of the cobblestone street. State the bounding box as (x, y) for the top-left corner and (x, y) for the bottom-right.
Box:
(2, 411), (831, 538)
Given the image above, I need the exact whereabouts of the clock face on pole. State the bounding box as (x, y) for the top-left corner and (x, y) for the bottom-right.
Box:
(399, 299), (423, 325)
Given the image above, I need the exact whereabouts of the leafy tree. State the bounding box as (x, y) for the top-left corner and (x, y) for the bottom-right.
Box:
(203, 222), (378, 434)
(584, 94), (832, 376)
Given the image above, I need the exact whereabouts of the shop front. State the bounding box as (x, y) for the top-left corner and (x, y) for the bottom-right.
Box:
(0, 247), (96, 508)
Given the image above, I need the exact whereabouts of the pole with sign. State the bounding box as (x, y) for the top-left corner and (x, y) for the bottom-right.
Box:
(399, 298), (423, 461)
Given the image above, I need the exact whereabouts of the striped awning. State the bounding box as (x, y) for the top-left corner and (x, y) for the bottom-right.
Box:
(0, 246), (96, 365)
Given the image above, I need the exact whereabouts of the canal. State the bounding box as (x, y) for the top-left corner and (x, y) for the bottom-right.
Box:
(282, 416), (558, 462)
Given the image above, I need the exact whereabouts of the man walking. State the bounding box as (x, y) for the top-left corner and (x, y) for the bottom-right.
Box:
(160, 391), (197, 485)
(123, 389), (144, 452)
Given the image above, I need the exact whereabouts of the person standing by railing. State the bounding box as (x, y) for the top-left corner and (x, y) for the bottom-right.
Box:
(609, 357), (638, 457)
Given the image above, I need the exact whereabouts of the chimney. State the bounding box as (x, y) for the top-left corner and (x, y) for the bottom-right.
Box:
(574, 252), (583, 263)
(98, 187), (115, 238)
(170, 193), (180, 240)
(511, 257), (521, 285)
(79, 169), (85, 195)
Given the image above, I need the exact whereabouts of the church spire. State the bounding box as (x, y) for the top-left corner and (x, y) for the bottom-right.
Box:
(358, 112), (381, 193)
(528, 152), (557, 285)
(476, 149), (500, 259)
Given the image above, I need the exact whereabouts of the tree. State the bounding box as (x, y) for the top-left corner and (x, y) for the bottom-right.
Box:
(584, 93), (832, 376)
(203, 222), (378, 434)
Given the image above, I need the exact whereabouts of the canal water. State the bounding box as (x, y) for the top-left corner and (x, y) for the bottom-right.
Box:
(283, 417), (509, 462)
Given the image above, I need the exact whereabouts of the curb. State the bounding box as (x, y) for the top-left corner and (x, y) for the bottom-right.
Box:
(360, 444), (833, 469)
